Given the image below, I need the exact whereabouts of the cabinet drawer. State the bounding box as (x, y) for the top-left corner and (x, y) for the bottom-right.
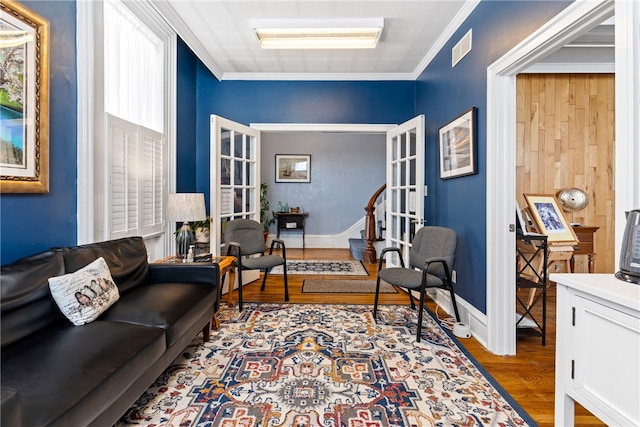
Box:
(277, 216), (304, 228)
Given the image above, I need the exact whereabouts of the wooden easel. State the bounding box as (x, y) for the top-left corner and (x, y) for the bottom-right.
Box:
(519, 199), (579, 308)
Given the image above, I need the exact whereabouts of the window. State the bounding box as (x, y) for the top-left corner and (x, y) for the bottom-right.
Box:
(103, 0), (166, 239)
(77, 0), (175, 257)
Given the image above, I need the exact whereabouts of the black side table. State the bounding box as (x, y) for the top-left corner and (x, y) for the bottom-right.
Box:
(275, 212), (309, 250)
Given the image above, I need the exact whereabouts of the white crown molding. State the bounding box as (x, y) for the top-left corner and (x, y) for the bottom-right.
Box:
(523, 62), (614, 73)
(221, 72), (416, 81)
(150, 0), (224, 79)
(410, 0), (480, 79)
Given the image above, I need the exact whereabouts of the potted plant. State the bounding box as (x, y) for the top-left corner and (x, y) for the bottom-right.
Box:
(191, 216), (211, 243)
(260, 182), (275, 240)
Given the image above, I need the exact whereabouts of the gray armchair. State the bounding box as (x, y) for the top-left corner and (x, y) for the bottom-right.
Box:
(225, 219), (289, 311)
(373, 226), (460, 342)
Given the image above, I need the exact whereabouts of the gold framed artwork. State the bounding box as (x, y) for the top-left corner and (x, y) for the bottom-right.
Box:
(0, 0), (50, 193)
(523, 194), (578, 244)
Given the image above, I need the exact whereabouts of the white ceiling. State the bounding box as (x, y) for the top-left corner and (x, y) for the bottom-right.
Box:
(150, 1), (615, 81)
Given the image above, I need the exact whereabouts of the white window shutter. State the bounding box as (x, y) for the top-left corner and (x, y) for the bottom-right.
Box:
(140, 128), (164, 235)
(108, 115), (165, 240)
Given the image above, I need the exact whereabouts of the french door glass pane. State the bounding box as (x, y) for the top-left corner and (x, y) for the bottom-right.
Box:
(221, 129), (231, 156)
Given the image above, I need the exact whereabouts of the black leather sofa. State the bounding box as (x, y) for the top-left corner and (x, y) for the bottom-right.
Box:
(1, 237), (220, 426)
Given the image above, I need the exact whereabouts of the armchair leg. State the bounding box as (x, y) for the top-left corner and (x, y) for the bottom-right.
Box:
(283, 267), (289, 301)
(449, 286), (460, 322)
(416, 290), (426, 342)
(260, 271), (268, 291)
(237, 268), (243, 312)
(373, 277), (381, 320)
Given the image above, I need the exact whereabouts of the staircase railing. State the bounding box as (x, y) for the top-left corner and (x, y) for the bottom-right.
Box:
(362, 183), (386, 263)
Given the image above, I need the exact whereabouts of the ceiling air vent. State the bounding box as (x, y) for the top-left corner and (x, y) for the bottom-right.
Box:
(452, 29), (472, 67)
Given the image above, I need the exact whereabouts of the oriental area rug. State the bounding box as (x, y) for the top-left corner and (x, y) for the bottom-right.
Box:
(270, 260), (368, 276)
(116, 304), (534, 427)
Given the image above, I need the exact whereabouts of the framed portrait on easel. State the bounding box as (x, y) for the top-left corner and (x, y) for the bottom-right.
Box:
(523, 194), (578, 245)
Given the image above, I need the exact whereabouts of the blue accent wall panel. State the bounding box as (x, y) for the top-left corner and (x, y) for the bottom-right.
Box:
(176, 38), (198, 193)
(1, 0), (77, 265)
(415, 0), (571, 312)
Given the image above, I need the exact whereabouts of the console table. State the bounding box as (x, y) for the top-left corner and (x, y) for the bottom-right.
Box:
(552, 273), (640, 426)
(570, 225), (599, 273)
(275, 212), (309, 250)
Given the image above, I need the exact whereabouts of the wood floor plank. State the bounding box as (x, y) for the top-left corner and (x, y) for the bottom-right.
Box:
(227, 248), (604, 426)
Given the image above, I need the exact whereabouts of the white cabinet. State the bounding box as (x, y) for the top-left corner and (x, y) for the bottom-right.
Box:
(552, 273), (640, 426)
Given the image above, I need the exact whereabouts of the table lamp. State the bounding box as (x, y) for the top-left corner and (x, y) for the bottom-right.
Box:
(166, 193), (207, 259)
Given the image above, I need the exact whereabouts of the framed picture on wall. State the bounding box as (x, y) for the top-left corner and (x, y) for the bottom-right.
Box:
(523, 194), (578, 244)
(0, 0), (50, 193)
(275, 154), (311, 183)
(439, 107), (477, 179)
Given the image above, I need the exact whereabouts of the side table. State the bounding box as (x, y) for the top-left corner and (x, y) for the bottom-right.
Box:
(153, 255), (235, 330)
(275, 212), (309, 250)
(570, 225), (599, 273)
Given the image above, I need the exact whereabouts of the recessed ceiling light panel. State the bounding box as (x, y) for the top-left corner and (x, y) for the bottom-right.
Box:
(250, 18), (384, 50)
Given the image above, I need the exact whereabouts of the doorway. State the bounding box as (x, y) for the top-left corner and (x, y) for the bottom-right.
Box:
(485, 0), (631, 355)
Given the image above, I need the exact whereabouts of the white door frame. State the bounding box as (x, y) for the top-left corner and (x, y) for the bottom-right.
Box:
(485, 0), (638, 355)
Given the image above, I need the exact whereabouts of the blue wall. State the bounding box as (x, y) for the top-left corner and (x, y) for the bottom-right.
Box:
(176, 37), (198, 193)
(416, 0), (571, 311)
(0, 0), (77, 264)
(191, 72), (416, 209)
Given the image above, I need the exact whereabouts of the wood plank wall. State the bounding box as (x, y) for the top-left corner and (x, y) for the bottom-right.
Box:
(516, 73), (615, 273)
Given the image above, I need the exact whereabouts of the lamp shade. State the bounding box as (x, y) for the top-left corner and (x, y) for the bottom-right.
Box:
(166, 193), (206, 222)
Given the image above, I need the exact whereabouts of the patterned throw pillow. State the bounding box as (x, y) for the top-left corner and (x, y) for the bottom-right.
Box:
(48, 257), (119, 326)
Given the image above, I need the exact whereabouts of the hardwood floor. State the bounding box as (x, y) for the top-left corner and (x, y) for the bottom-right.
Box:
(224, 248), (604, 426)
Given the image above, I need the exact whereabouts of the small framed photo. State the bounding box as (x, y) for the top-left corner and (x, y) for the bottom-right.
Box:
(275, 154), (310, 183)
(523, 194), (578, 244)
(439, 107), (477, 179)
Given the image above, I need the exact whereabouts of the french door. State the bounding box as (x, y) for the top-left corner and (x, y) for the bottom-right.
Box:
(385, 115), (425, 267)
(209, 115), (261, 256)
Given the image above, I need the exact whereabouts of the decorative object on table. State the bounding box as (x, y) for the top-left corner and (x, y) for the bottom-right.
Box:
(166, 193), (207, 259)
(438, 107), (477, 179)
(302, 279), (397, 294)
(556, 187), (589, 226)
(523, 194), (578, 245)
(259, 182), (275, 235)
(117, 303), (535, 427)
(270, 259), (368, 276)
(191, 216), (211, 243)
(0, 0), (50, 193)
(275, 154), (311, 183)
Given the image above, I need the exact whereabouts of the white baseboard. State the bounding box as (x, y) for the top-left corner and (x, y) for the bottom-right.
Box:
(426, 289), (489, 347)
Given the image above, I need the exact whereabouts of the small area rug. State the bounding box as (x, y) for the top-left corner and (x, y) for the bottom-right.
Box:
(116, 303), (534, 427)
(270, 259), (368, 276)
(302, 279), (398, 294)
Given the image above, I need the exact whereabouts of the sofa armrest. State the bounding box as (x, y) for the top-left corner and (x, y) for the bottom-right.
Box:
(2, 388), (22, 427)
(148, 263), (220, 288)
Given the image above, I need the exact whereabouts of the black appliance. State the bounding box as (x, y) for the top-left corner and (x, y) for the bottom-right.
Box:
(616, 209), (640, 284)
